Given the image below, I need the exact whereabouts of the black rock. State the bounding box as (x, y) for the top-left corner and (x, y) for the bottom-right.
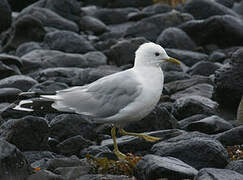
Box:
(102, 129), (184, 155)
(0, 54), (23, 68)
(214, 125), (243, 146)
(20, 7), (79, 32)
(178, 114), (209, 130)
(171, 83), (214, 100)
(54, 166), (90, 180)
(142, 3), (172, 14)
(0, 139), (31, 180)
(164, 71), (190, 83)
(209, 51), (226, 63)
(179, 15), (243, 48)
(165, 75), (213, 95)
(50, 114), (97, 142)
(183, 0), (238, 20)
(187, 61), (220, 76)
(0, 0), (11, 33)
(76, 174), (133, 180)
(93, 7), (138, 25)
(79, 16), (109, 35)
(173, 95), (218, 120)
(233, 1), (243, 15)
(134, 154), (198, 180)
(24, 151), (60, 164)
(21, 49), (106, 73)
(125, 10), (193, 41)
(34, 66), (120, 86)
(16, 42), (42, 57)
(225, 160), (243, 175)
(27, 170), (64, 180)
(156, 27), (196, 50)
(125, 104), (178, 133)
(186, 115), (233, 134)
(44, 30), (95, 54)
(7, 0), (38, 12)
(30, 81), (69, 94)
(152, 132), (228, 169)
(213, 48), (243, 110)
(0, 61), (20, 79)
(194, 168), (243, 180)
(0, 75), (38, 91)
(23, 0), (81, 22)
(2, 15), (46, 52)
(216, 0), (234, 8)
(165, 48), (208, 67)
(0, 116), (49, 151)
(80, 145), (111, 158)
(56, 135), (94, 156)
(0, 88), (22, 103)
(105, 37), (148, 66)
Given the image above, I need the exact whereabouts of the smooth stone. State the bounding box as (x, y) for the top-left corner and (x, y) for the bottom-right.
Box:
(76, 174), (133, 180)
(0, 0), (11, 33)
(164, 71), (191, 83)
(0, 88), (22, 103)
(225, 160), (243, 175)
(16, 42), (42, 57)
(187, 61), (221, 76)
(178, 114), (209, 130)
(27, 170), (64, 180)
(24, 151), (60, 164)
(54, 166), (90, 180)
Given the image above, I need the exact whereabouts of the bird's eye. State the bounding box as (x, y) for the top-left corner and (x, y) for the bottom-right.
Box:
(155, 52), (160, 56)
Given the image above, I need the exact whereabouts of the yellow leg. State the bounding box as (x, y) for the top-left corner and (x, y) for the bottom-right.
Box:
(119, 128), (161, 142)
(111, 126), (127, 159)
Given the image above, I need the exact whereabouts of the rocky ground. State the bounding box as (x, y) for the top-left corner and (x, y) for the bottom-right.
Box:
(0, 0), (243, 179)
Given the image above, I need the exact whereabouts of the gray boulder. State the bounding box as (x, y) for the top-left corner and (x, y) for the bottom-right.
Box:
(0, 0), (11, 33)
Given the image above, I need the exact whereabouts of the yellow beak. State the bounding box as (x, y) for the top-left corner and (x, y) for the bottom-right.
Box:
(165, 57), (181, 65)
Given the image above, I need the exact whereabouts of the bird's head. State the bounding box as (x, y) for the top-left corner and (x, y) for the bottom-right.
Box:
(135, 42), (181, 67)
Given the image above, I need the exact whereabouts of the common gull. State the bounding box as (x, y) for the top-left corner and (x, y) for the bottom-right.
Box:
(13, 42), (180, 159)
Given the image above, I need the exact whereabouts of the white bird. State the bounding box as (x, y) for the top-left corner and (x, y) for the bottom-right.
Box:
(13, 42), (180, 159)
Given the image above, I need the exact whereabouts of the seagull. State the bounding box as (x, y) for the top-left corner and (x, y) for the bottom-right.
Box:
(13, 42), (180, 159)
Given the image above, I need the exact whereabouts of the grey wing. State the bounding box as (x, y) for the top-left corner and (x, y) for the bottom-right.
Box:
(49, 70), (142, 118)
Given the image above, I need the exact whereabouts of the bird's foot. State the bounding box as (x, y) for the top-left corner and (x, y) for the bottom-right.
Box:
(139, 134), (161, 142)
(114, 149), (127, 160)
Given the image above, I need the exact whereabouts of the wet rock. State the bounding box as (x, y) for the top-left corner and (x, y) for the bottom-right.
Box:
(214, 125), (243, 146)
(134, 154), (198, 180)
(125, 104), (178, 133)
(215, 0), (234, 8)
(44, 31), (95, 54)
(0, 88), (22, 103)
(76, 174), (133, 180)
(171, 83), (214, 100)
(0, 0), (11, 33)
(56, 135), (94, 156)
(27, 170), (64, 180)
(178, 114), (209, 130)
(183, 0), (238, 20)
(102, 129), (184, 155)
(50, 114), (97, 142)
(24, 151), (59, 164)
(209, 51), (226, 63)
(0, 139), (31, 180)
(179, 15), (243, 48)
(0, 61), (20, 79)
(79, 16), (109, 35)
(0, 54), (23, 68)
(0, 116), (49, 151)
(80, 145), (111, 158)
(23, 0), (81, 22)
(233, 1), (243, 15)
(16, 42), (42, 57)
(35, 66), (120, 86)
(125, 10), (193, 41)
(0, 75), (38, 91)
(7, 0), (38, 12)
(152, 132), (228, 169)
(165, 75), (213, 95)
(187, 61), (220, 76)
(30, 81), (69, 94)
(54, 166), (90, 180)
(156, 27), (196, 50)
(186, 115), (233, 134)
(213, 48), (243, 110)
(165, 48), (208, 66)
(142, 3), (172, 14)
(93, 7), (138, 25)
(225, 160), (243, 175)
(164, 71), (190, 83)
(2, 15), (46, 52)
(20, 7), (79, 32)
(105, 37), (148, 66)
(194, 168), (243, 180)
(21, 49), (106, 73)
(173, 95), (218, 120)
